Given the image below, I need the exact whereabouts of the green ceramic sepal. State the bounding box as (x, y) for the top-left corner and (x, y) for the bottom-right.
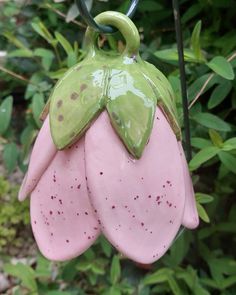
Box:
(141, 62), (182, 140)
(106, 57), (156, 159)
(49, 61), (106, 149)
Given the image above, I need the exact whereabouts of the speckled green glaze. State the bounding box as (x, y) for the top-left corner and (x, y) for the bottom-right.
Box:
(49, 11), (181, 158)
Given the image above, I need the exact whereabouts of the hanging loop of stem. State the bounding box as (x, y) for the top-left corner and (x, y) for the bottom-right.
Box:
(75, 0), (139, 33)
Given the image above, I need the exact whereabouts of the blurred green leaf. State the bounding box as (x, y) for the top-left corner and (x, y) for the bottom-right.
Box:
(209, 130), (223, 147)
(32, 93), (45, 127)
(208, 81), (232, 109)
(189, 146), (220, 170)
(32, 20), (57, 47)
(3, 143), (19, 173)
(191, 20), (203, 60)
(4, 263), (37, 292)
(197, 203), (210, 223)
(0, 96), (13, 135)
(55, 31), (73, 56)
(192, 112), (231, 132)
(34, 48), (54, 71)
(218, 151), (236, 174)
(8, 49), (34, 58)
(143, 268), (173, 285)
(138, 1), (163, 11)
(222, 137), (236, 151)
(207, 56), (235, 80)
(196, 193), (214, 204)
(154, 48), (200, 63)
(110, 255), (121, 285)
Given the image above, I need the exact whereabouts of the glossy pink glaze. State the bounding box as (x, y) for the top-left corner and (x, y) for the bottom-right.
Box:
(179, 143), (199, 229)
(18, 117), (57, 201)
(30, 138), (100, 261)
(85, 108), (186, 264)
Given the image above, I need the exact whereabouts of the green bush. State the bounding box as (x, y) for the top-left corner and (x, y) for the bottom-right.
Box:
(0, 177), (30, 251)
(0, 0), (236, 294)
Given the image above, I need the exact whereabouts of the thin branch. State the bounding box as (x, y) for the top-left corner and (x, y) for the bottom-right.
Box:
(0, 65), (40, 89)
(188, 52), (236, 110)
(44, 3), (86, 29)
(0, 65), (31, 84)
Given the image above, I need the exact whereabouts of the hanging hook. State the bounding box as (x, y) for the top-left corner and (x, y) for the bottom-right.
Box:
(75, 0), (139, 33)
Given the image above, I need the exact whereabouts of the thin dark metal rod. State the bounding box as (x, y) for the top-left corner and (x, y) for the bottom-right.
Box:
(75, 0), (139, 33)
(172, 0), (192, 161)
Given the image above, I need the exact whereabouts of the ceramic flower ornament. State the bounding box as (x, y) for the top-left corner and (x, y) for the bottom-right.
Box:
(18, 12), (199, 264)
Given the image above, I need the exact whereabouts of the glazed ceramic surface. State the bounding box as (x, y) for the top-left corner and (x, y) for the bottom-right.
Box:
(49, 11), (181, 159)
(19, 11), (199, 264)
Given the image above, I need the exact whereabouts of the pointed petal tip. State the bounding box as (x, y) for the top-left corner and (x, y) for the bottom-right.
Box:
(183, 213), (199, 229)
(178, 143), (199, 230)
(117, 243), (171, 264)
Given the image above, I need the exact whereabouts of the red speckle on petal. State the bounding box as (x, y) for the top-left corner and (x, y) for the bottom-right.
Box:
(112, 205), (115, 209)
(66, 239), (69, 243)
(49, 211), (53, 215)
(141, 222), (144, 226)
(85, 212), (88, 215)
(77, 184), (81, 189)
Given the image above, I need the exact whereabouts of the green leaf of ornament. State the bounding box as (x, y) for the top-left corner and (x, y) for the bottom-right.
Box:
(106, 64), (156, 158)
(143, 62), (181, 139)
(50, 62), (106, 149)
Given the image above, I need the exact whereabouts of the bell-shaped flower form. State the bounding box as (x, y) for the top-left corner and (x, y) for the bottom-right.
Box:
(18, 11), (199, 264)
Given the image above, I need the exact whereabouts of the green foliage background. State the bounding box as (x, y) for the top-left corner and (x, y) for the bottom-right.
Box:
(0, 0), (236, 294)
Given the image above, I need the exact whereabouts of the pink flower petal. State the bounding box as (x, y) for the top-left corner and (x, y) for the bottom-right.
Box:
(179, 143), (199, 229)
(85, 108), (185, 264)
(18, 117), (57, 201)
(30, 138), (100, 261)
